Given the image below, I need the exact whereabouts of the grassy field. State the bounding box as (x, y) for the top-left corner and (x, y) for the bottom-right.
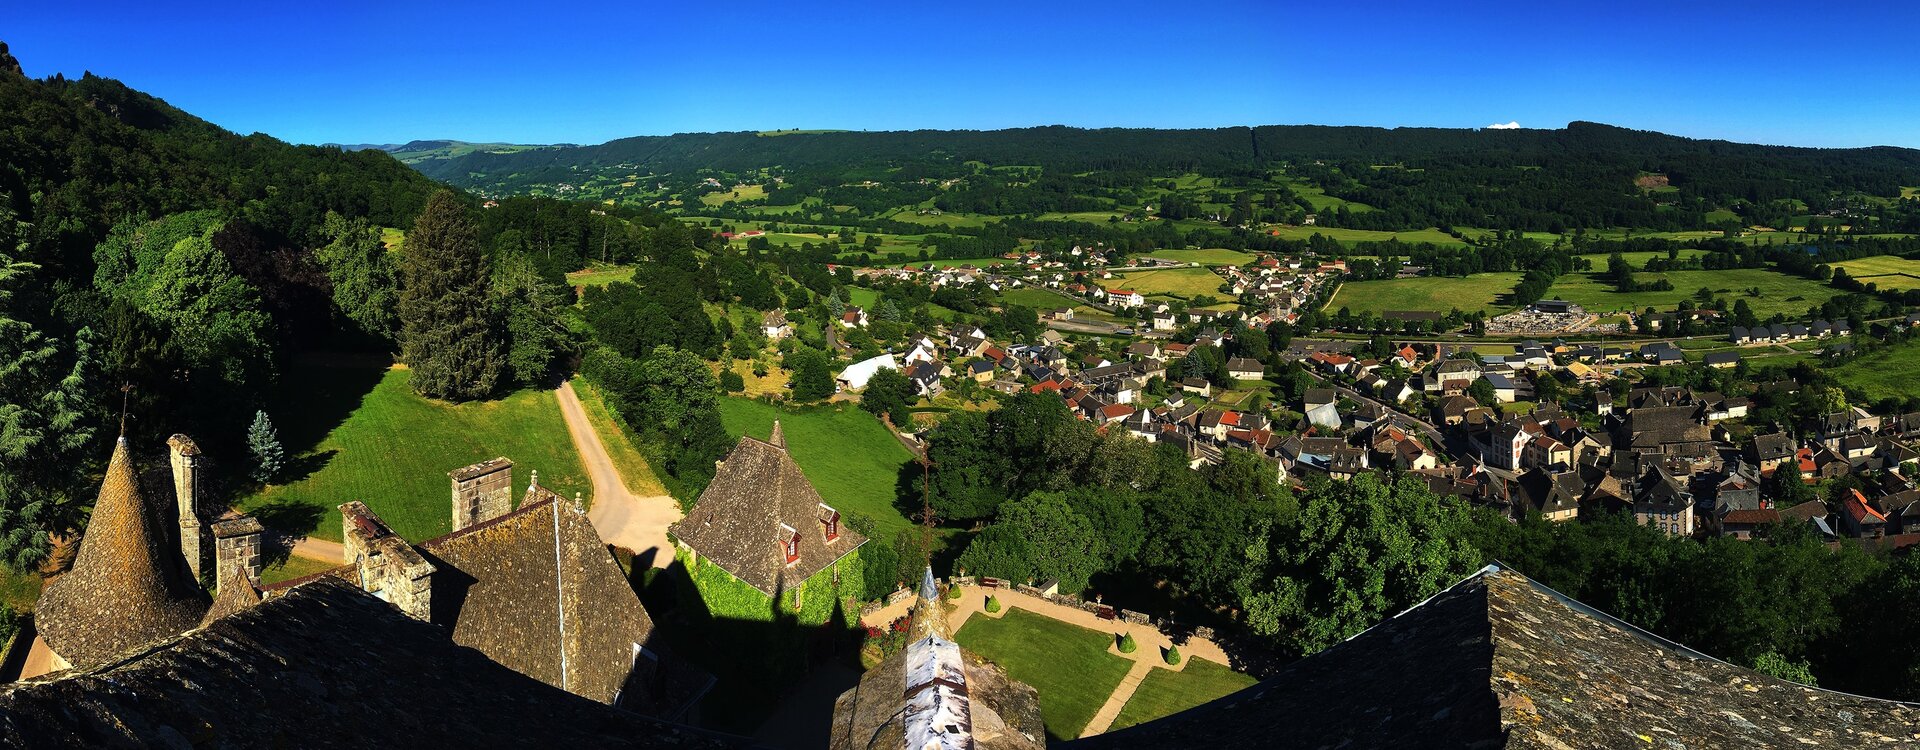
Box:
(718, 397), (916, 539)
(885, 211), (993, 229)
(237, 365), (590, 543)
(1109, 657), (1259, 731)
(698, 183), (767, 206)
(1326, 272), (1523, 316)
(954, 607), (1135, 741)
(1832, 342), (1920, 404)
(1108, 267), (1227, 298)
(1579, 249), (1707, 267)
(1139, 248), (1256, 266)
(998, 286), (1081, 309)
(566, 264), (636, 286)
(259, 553), (342, 585)
(570, 377), (669, 496)
(1545, 268), (1838, 317)
(1266, 225), (1468, 247)
(1834, 255), (1920, 290)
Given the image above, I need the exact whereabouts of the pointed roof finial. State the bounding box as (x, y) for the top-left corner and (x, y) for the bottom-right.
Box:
(919, 566), (938, 602)
(768, 419), (786, 450)
(118, 383), (133, 438)
(528, 468), (539, 491)
(572, 491), (585, 514)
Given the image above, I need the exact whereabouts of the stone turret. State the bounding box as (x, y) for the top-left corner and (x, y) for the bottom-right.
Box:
(168, 434), (208, 581)
(450, 457), (513, 532)
(341, 501), (434, 621)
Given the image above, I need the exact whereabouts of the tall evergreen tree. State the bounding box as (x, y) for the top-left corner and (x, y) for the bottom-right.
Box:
(247, 410), (284, 483)
(314, 212), (399, 345)
(398, 191), (501, 400)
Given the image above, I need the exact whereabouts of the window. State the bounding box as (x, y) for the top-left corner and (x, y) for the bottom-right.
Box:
(784, 531), (800, 565)
(824, 512), (840, 542)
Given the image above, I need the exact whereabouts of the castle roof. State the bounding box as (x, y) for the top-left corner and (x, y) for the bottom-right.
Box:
(417, 487), (700, 713)
(830, 571), (1044, 750)
(0, 577), (751, 748)
(670, 425), (867, 596)
(1072, 565), (1920, 748)
(36, 438), (208, 667)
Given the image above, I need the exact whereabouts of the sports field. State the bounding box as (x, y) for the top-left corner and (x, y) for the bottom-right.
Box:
(1107, 267), (1228, 298)
(1325, 272), (1523, 316)
(1544, 268), (1838, 317)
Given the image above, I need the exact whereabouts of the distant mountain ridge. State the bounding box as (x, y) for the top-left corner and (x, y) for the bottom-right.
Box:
(327, 139), (559, 166)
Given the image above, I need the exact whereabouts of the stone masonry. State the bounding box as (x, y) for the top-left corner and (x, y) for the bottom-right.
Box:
(167, 434), (208, 581)
(341, 501), (435, 621)
(210, 514), (264, 590)
(450, 457), (513, 533)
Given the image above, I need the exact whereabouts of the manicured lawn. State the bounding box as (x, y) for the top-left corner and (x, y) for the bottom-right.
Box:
(1140, 248), (1256, 266)
(259, 553), (342, 585)
(1327, 272), (1523, 316)
(1832, 341), (1920, 405)
(1107, 267), (1227, 298)
(718, 397), (916, 539)
(1545, 267), (1838, 318)
(954, 608), (1135, 741)
(570, 377), (669, 497)
(237, 366), (589, 543)
(566, 264), (636, 286)
(1109, 657), (1259, 731)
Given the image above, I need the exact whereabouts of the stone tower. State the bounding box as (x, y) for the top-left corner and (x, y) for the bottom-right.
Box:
(450, 457), (513, 532)
(168, 434), (208, 581)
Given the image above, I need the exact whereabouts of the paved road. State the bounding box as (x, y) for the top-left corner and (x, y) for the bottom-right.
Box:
(557, 381), (683, 569)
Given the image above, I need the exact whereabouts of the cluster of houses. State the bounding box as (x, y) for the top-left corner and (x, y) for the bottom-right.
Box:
(1728, 319), (1853, 344)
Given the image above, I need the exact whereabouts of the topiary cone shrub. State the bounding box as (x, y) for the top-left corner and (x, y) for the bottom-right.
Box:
(985, 596), (1002, 613)
(1163, 644), (1182, 665)
(946, 583), (962, 600)
(1117, 633), (1138, 653)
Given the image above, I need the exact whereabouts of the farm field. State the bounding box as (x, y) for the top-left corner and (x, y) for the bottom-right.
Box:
(1545, 268), (1838, 317)
(1326, 272), (1523, 316)
(697, 183), (766, 206)
(238, 365), (590, 543)
(1034, 210), (1128, 223)
(1107, 267), (1227, 298)
(1580, 249), (1707, 267)
(883, 210), (992, 229)
(1265, 225), (1468, 247)
(1831, 342), (1920, 405)
(1834, 255), (1920, 290)
(998, 286), (1081, 309)
(1140, 248), (1256, 266)
(1109, 658), (1259, 731)
(953, 607), (1135, 741)
(566, 264), (636, 286)
(718, 397), (917, 539)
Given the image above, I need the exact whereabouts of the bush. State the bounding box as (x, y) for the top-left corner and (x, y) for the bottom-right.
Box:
(1163, 644), (1182, 665)
(719, 370), (745, 392)
(946, 583), (962, 600)
(985, 596), (1001, 613)
(1117, 633), (1137, 653)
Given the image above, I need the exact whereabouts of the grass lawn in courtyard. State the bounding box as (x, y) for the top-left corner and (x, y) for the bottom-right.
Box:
(954, 607), (1135, 740)
(1326, 273), (1523, 317)
(718, 397), (916, 539)
(258, 553), (343, 585)
(1106, 267), (1227, 299)
(237, 365), (589, 543)
(1109, 657), (1259, 731)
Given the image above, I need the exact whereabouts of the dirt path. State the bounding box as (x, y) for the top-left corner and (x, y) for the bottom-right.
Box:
(556, 381), (682, 569)
(289, 535), (345, 564)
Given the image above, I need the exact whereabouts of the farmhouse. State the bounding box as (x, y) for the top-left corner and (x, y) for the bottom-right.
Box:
(1227, 357), (1265, 381)
(670, 422), (868, 601)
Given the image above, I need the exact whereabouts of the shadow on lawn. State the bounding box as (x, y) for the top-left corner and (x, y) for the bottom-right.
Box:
(269, 357), (390, 458)
(251, 498), (327, 559)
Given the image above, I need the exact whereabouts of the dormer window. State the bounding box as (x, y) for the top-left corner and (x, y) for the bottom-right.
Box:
(820, 503), (841, 542)
(781, 524), (800, 565)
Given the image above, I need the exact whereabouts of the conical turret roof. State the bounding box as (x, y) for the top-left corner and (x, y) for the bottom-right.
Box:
(38, 438), (209, 667)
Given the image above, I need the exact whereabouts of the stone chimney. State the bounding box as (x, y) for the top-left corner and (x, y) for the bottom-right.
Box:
(167, 434), (209, 581)
(340, 501), (434, 621)
(210, 514), (264, 591)
(449, 457), (513, 533)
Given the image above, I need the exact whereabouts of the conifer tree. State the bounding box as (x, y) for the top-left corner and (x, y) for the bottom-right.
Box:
(247, 410), (284, 483)
(398, 191), (501, 400)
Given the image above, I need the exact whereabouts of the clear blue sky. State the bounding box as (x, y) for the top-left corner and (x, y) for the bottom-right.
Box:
(9, 1), (1919, 148)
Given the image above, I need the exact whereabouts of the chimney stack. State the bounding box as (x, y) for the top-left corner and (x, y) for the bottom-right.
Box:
(449, 457), (513, 532)
(167, 434), (209, 580)
(340, 501), (434, 621)
(210, 514), (264, 592)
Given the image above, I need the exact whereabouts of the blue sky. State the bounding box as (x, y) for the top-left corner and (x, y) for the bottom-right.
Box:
(8, 1), (1919, 148)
